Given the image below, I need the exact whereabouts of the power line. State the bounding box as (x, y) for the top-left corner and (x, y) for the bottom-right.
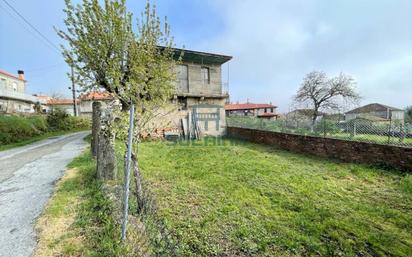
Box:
(0, 2), (50, 50)
(1, 0), (60, 53)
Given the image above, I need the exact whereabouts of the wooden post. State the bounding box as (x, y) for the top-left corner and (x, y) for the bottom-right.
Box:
(91, 102), (102, 158)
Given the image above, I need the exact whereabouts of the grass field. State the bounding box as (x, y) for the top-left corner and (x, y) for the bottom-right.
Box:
(136, 139), (412, 256)
(34, 151), (125, 256)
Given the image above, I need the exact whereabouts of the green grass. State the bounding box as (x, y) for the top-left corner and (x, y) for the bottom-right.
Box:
(35, 149), (126, 256)
(134, 138), (412, 256)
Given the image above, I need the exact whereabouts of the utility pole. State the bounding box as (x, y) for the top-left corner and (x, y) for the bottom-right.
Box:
(70, 66), (78, 116)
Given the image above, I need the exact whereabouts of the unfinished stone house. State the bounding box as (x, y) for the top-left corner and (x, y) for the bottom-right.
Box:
(166, 48), (232, 137)
(0, 69), (39, 113)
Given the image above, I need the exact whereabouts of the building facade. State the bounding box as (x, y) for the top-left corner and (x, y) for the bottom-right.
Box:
(0, 70), (39, 113)
(225, 103), (278, 120)
(345, 103), (405, 123)
(79, 91), (114, 117)
(169, 48), (232, 137)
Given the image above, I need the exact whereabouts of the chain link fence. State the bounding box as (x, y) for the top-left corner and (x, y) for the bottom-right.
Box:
(227, 116), (412, 148)
(112, 151), (181, 257)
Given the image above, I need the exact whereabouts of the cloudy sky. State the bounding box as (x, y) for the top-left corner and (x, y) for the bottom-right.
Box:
(1, 0), (411, 112)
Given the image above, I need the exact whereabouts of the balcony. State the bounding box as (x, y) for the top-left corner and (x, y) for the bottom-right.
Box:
(175, 80), (230, 99)
(0, 88), (41, 103)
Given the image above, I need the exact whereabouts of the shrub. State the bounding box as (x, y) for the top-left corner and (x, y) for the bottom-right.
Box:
(47, 109), (70, 131)
(0, 115), (46, 144)
(47, 110), (91, 131)
(0, 112), (90, 146)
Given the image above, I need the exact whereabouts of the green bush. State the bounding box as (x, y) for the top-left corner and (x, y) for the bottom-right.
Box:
(46, 109), (90, 131)
(0, 115), (47, 144)
(0, 112), (90, 145)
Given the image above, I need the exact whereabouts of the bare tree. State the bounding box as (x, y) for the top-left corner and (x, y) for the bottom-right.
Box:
(294, 71), (360, 129)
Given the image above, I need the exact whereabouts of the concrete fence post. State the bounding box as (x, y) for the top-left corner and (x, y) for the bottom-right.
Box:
(96, 108), (117, 180)
(91, 102), (102, 158)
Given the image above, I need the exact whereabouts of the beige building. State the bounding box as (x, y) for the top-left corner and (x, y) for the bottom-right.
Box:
(225, 102), (278, 120)
(0, 69), (39, 113)
(345, 103), (405, 123)
(79, 91), (114, 118)
(47, 98), (80, 116)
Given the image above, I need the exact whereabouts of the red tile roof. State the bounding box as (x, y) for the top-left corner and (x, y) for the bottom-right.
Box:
(47, 98), (79, 105)
(225, 103), (277, 111)
(0, 69), (26, 82)
(80, 91), (113, 101)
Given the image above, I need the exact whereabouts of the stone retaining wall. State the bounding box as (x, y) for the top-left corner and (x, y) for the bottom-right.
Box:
(227, 127), (412, 171)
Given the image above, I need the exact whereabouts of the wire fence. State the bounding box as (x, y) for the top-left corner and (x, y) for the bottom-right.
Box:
(227, 116), (412, 148)
(113, 151), (181, 257)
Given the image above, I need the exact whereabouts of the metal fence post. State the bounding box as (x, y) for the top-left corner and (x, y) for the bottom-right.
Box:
(121, 104), (135, 241)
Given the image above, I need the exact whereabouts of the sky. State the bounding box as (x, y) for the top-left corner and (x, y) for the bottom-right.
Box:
(0, 0), (411, 112)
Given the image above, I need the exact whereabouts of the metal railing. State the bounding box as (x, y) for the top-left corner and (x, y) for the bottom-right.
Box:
(227, 116), (412, 148)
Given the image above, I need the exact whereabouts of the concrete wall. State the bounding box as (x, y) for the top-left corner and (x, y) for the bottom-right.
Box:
(176, 62), (222, 96)
(227, 127), (412, 171)
(79, 100), (110, 116)
(0, 99), (33, 113)
(0, 74), (25, 94)
(346, 111), (405, 122)
(0, 73), (34, 113)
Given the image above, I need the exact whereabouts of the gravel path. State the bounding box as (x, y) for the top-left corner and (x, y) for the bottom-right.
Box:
(0, 132), (89, 257)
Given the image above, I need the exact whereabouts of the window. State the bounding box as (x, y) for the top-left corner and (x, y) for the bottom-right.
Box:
(264, 108), (267, 113)
(271, 108), (274, 113)
(0, 79), (6, 89)
(201, 67), (210, 84)
(12, 82), (17, 92)
(177, 97), (187, 110)
(177, 65), (188, 92)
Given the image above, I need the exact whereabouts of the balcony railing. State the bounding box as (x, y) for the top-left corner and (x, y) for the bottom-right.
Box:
(0, 88), (41, 103)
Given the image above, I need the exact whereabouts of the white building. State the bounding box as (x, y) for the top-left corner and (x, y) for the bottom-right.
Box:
(0, 69), (41, 113)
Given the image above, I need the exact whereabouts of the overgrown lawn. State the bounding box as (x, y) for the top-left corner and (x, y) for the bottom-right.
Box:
(137, 139), (412, 256)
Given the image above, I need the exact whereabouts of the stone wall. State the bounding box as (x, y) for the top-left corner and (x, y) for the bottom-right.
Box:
(227, 127), (412, 171)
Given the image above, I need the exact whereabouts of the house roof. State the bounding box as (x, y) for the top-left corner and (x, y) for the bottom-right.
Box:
(80, 91), (113, 101)
(0, 69), (26, 82)
(225, 103), (277, 111)
(47, 98), (79, 105)
(346, 103), (402, 114)
(170, 47), (232, 65)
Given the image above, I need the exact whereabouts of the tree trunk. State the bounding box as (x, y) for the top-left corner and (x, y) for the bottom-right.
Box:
(91, 102), (102, 158)
(311, 112), (318, 133)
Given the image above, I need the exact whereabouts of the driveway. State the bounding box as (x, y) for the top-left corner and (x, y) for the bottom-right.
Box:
(0, 131), (89, 257)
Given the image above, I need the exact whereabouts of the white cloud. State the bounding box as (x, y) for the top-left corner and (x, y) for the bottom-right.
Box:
(195, 0), (412, 112)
